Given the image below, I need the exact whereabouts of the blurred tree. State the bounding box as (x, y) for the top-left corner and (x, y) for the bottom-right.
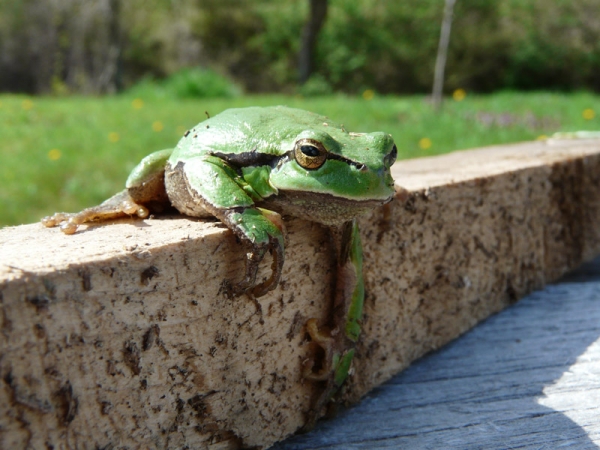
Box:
(298, 0), (328, 84)
(0, 0), (599, 95)
(105, 0), (123, 92)
(0, 0), (122, 94)
(432, 0), (456, 110)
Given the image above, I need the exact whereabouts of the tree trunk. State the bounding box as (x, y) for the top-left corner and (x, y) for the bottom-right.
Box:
(298, 0), (328, 84)
(102, 0), (123, 93)
(432, 0), (457, 111)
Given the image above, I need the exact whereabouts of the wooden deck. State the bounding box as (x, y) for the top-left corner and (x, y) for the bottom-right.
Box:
(275, 257), (600, 449)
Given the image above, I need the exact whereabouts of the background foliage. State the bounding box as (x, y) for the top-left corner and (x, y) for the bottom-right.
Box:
(2, 91), (598, 226)
(1, 0), (599, 95)
(1, 0), (599, 227)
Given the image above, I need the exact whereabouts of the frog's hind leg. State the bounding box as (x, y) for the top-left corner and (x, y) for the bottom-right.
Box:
(302, 220), (364, 430)
(42, 189), (154, 234)
(42, 149), (173, 234)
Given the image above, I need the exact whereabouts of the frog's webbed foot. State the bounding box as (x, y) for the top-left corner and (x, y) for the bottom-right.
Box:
(301, 319), (340, 432)
(225, 242), (284, 298)
(303, 318), (336, 381)
(302, 318), (358, 431)
(218, 207), (285, 298)
(41, 190), (150, 235)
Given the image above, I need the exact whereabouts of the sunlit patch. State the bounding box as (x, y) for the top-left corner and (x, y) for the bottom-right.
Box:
(22, 99), (34, 110)
(583, 108), (595, 120)
(362, 89), (375, 101)
(419, 137), (432, 150)
(152, 121), (164, 132)
(108, 132), (120, 143)
(536, 135), (548, 140)
(538, 336), (600, 439)
(453, 88), (466, 101)
(132, 98), (144, 109)
(48, 149), (61, 160)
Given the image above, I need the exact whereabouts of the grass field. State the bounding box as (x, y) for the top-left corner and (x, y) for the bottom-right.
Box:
(1, 91), (598, 227)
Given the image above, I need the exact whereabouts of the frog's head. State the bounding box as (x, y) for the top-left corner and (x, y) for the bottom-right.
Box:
(268, 126), (397, 225)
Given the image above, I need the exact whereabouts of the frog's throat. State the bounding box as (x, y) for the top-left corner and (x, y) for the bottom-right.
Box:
(259, 190), (392, 226)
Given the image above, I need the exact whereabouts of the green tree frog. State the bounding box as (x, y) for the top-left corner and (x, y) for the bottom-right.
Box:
(42, 106), (397, 426)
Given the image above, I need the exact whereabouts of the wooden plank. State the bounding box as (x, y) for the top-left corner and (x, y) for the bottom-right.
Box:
(275, 259), (600, 449)
(2, 139), (600, 448)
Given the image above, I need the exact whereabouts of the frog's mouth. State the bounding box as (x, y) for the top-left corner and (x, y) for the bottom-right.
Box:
(260, 190), (393, 226)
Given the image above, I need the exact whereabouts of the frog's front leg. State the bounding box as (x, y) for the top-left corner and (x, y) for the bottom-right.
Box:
(221, 207), (285, 297)
(42, 149), (173, 234)
(165, 156), (285, 297)
(303, 219), (364, 430)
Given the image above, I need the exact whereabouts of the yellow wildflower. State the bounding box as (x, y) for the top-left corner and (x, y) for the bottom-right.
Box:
(583, 109), (595, 120)
(453, 89), (466, 101)
(132, 98), (144, 110)
(48, 149), (61, 160)
(419, 138), (432, 150)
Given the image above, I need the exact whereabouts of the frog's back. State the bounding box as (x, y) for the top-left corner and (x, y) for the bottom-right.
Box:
(216, 106), (332, 132)
(170, 106), (336, 160)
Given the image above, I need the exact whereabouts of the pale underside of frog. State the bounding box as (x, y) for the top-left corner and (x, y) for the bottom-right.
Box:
(42, 105), (397, 428)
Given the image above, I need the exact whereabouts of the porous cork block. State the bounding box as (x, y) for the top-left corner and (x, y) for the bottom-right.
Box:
(1, 139), (600, 449)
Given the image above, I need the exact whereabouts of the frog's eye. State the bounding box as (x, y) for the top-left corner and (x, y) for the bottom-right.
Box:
(294, 139), (327, 170)
(385, 144), (398, 167)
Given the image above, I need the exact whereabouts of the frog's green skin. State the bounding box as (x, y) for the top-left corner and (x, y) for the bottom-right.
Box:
(41, 105), (397, 426)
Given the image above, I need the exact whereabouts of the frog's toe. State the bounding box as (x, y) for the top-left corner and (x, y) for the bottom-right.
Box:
(41, 213), (68, 228)
(119, 200), (150, 218)
(59, 218), (79, 235)
(41, 213), (78, 234)
(41, 213), (81, 234)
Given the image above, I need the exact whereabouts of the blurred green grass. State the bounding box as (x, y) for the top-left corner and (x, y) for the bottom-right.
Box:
(1, 91), (598, 227)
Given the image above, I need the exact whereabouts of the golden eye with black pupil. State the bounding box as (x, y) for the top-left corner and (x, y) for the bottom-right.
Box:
(294, 138), (327, 169)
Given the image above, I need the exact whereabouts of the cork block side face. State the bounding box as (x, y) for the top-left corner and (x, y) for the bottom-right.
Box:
(350, 167), (549, 398)
(544, 156), (600, 280)
(0, 220), (336, 449)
